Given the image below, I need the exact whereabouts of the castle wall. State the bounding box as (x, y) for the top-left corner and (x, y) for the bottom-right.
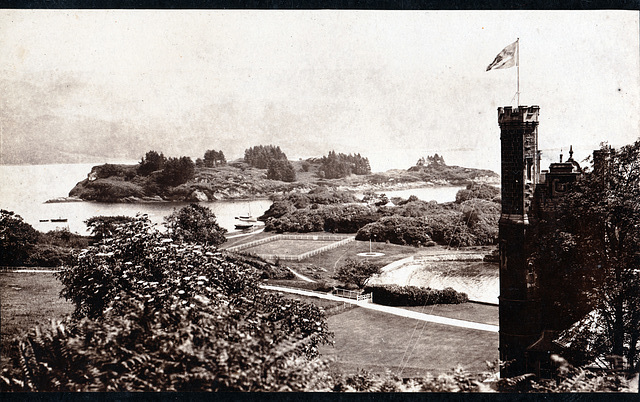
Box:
(498, 105), (542, 376)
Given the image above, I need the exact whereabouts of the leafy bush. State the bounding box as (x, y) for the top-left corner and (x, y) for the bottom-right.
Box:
(92, 164), (137, 180)
(1, 292), (334, 391)
(164, 204), (227, 246)
(39, 228), (90, 249)
(355, 197), (499, 247)
(25, 244), (74, 267)
(0, 216), (335, 391)
(455, 183), (500, 204)
(0, 210), (39, 266)
(159, 157), (195, 187)
(85, 216), (136, 241)
(138, 150), (167, 176)
(267, 159), (297, 182)
(356, 216), (433, 246)
(334, 259), (382, 288)
(363, 285), (468, 306)
(264, 204), (379, 234)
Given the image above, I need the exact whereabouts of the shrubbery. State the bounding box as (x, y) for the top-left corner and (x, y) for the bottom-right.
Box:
(267, 159), (297, 182)
(455, 183), (500, 204)
(164, 204), (227, 246)
(334, 259), (382, 288)
(264, 203), (380, 233)
(0, 210), (40, 266)
(1, 215), (333, 391)
(0, 212), (88, 267)
(355, 216), (434, 246)
(363, 285), (468, 306)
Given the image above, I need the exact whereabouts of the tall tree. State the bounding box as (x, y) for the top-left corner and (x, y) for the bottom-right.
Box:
(159, 156), (195, 187)
(164, 204), (227, 246)
(203, 149), (226, 167)
(138, 150), (166, 176)
(0, 210), (39, 266)
(534, 140), (640, 370)
(267, 159), (296, 182)
(85, 215), (136, 241)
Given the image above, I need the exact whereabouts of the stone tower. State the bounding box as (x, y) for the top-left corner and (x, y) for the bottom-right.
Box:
(498, 105), (541, 376)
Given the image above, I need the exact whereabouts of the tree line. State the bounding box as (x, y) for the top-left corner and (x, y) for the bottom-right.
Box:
(318, 151), (371, 179)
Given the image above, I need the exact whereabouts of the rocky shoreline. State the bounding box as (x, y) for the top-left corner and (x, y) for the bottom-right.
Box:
(65, 161), (499, 204)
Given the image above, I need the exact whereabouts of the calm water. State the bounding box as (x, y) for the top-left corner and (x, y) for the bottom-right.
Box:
(0, 164), (271, 235)
(0, 163), (466, 235)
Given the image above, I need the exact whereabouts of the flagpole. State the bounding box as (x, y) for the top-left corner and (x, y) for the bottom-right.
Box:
(516, 38), (520, 106)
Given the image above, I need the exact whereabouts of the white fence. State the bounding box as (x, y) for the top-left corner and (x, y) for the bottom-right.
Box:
(333, 288), (373, 302)
(227, 234), (355, 262)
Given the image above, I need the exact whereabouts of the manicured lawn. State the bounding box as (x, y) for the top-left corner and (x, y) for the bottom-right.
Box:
(0, 272), (74, 369)
(400, 303), (498, 326)
(243, 239), (337, 256)
(319, 307), (498, 378)
(286, 239), (422, 280)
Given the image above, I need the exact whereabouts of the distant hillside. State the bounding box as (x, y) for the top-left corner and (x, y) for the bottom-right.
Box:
(67, 156), (499, 203)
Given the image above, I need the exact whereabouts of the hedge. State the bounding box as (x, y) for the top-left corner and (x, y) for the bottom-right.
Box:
(363, 284), (468, 306)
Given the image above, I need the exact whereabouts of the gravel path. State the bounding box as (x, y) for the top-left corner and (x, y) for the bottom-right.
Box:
(261, 284), (498, 333)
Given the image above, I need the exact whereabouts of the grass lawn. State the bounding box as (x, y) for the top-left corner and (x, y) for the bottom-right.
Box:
(243, 239), (337, 256)
(0, 272), (74, 369)
(222, 230), (273, 249)
(318, 307), (498, 378)
(400, 303), (498, 326)
(285, 239), (422, 280)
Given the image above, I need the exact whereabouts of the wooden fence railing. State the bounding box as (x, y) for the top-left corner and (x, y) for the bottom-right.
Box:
(333, 288), (373, 302)
(227, 234), (355, 262)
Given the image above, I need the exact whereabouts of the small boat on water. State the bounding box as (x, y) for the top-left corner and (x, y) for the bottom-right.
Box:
(234, 222), (255, 230)
(39, 219), (50, 222)
(50, 218), (68, 223)
(235, 214), (257, 222)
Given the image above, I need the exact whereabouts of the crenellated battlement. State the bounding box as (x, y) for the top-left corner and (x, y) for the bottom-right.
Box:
(498, 105), (540, 125)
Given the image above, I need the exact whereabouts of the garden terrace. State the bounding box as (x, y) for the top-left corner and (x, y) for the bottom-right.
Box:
(227, 234), (355, 262)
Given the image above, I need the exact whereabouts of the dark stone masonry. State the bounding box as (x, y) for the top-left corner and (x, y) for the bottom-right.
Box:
(498, 105), (596, 377)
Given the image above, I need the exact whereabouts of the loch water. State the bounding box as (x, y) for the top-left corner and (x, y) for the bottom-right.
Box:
(0, 163), (466, 236)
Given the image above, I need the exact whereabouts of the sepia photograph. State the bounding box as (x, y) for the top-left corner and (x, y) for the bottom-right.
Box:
(1, 9), (638, 392)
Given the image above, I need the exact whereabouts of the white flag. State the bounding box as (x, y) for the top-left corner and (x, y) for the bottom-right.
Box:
(486, 40), (518, 71)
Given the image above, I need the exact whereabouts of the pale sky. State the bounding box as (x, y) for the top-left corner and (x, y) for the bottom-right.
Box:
(1, 10), (638, 172)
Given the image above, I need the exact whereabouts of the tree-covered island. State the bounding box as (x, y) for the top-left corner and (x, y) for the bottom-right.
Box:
(66, 146), (499, 203)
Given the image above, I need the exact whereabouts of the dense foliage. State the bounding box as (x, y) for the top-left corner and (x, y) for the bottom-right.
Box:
(266, 159), (297, 182)
(265, 203), (380, 233)
(455, 183), (500, 204)
(364, 285), (469, 306)
(356, 216), (435, 246)
(203, 149), (226, 167)
(0, 215), (334, 391)
(260, 188), (359, 220)
(0, 210), (40, 266)
(85, 215), (136, 240)
(92, 164), (137, 180)
(138, 150), (166, 176)
(334, 259), (382, 288)
(244, 145), (288, 169)
(356, 198), (499, 247)
(164, 204), (227, 246)
(0, 211), (94, 267)
(532, 140), (640, 370)
(261, 189), (499, 246)
(318, 151), (371, 179)
(158, 156), (196, 187)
